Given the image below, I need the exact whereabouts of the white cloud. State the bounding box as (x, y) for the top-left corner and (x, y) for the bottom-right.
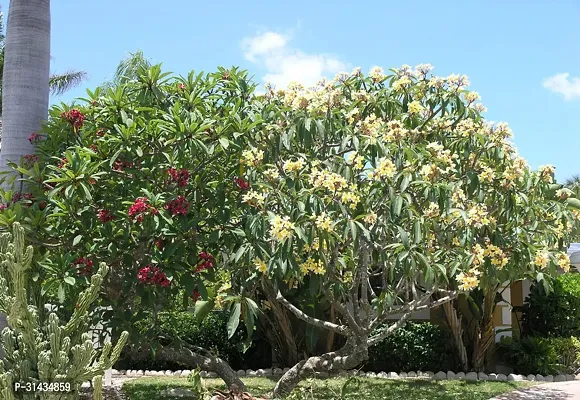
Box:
(241, 30), (348, 89)
(543, 73), (580, 100)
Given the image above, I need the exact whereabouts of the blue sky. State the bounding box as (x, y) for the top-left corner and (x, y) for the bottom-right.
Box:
(2, 0), (579, 181)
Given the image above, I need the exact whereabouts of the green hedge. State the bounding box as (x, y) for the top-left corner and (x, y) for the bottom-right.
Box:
(498, 336), (580, 375)
(365, 322), (459, 372)
(116, 311), (248, 370)
(521, 274), (580, 337)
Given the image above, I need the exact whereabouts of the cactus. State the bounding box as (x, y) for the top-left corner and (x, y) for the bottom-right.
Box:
(0, 223), (129, 399)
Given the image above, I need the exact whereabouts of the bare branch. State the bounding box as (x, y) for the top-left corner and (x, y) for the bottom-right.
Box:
(276, 291), (349, 335)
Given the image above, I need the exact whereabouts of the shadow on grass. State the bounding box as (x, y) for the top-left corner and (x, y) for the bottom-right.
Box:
(121, 376), (530, 400)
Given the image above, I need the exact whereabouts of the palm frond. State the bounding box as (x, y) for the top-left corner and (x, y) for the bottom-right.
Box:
(49, 70), (88, 96)
(113, 50), (151, 83)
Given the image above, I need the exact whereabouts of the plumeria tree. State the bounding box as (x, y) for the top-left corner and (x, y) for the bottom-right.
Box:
(225, 64), (580, 395)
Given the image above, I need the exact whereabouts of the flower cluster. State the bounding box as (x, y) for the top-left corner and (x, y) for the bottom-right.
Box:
(369, 158), (396, 181)
(364, 213), (377, 225)
(73, 257), (94, 276)
(27, 132), (43, 143)
(23, 154), (39, 166)
(356, 115), (383, 144)
(165, 195), (189, 216)
(346, 152), (365, 170)
(97, 209), (114, 223)
(264, 168), (280, 181)
(234, 177), (250, 190)
(533, 251), (550, 269)
(314, 213), (334, 232)
(538, 165), (556, 183)
(168, 168), (190, 187)
(242, 190), (265, 208)
(283, 158), (305, 173)
(556, 188), (573, 200)
(467, 204), (491, 228)
(424, 202), (440, 218)
(484, 244), (509, 268)
(300, 257), (325, 275)
(456, 268), (481, 291)
(128, 197), (157, 222)
(556, 252), (571, 272)
(241, 147), (264, 167)
(137, 265), (171, 287)
(269, 215), (295, 242)
(254, 258), (267, 274)
(58, 157), (68, 168)
(196, 252), (214, 272)
(113, 160), (135, 171)
(60, 109), (85, 129)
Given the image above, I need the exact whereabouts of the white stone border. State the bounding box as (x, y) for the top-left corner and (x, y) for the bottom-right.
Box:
(111, 369), (580, 382)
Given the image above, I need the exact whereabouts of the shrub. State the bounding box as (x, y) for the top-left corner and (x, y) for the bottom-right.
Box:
(117, 311), (246, 370)
(365, 322), (458, 373)
(548, 336), (580, 374)
(521, 274), (580, 337)
(497, 336), (561, 376)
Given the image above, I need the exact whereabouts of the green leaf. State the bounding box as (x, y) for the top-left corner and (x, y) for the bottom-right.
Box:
(227, 302), (242, 339)
(413, 220), (422, 244)
(219, 137), (230, 149)
(194, 300), (215, 323)
(393, 196), (403, 217)
(73, 234), (83, 246)
(566, 198), (580, 210)
(64, 276), (76, 286)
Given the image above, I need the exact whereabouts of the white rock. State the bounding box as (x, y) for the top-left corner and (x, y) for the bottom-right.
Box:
(545, 375), (554, 382)
(488, 373), (497, 381)
(526, 374), (535, 381)
(199, 371), (208, 378)
(508, 374), (523, 381)
(466, 372), (478, 381)
(388, 372), (399, 379)
(434, 371), (447, 380)
(555, 375), (566, 382)
(256, 369), (266, 377)
(136, 370), (144, 376)
(81, 382), (91, 388)
(273, 368), (283, 376)
(236, 370), (246, 377)
(567, 374), (576, 381)
(377, 372), (388, 378)
(173, 370), (182, 376)
(111, 369), (119, 375)
(207, 372), (218, 378)
(535, 374), (545, 381)
(447, 371), (456, 380)
(248, 370), (258, 377)
(358, 372), (367, 377)
(125, 370), (133, 376)
(497, 374), (507, 381)
(366, 372), (377, 378)
(576, 374), (580, 380)
(165, 370), (172, 376)
(478, 372), (488, 381)
(264, 368), (273, 377)
(144, 370), (151, 376)
(181, 370), (191, 377)
(456, 372), (466, 380)
(426, 371), (435, 378)
(407, 371), (417, 378)
(399, 372), (407, 378)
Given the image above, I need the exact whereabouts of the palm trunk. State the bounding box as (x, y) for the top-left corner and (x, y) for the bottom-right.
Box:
(0, 0), (50, 182)
(0, 0), (51, 352)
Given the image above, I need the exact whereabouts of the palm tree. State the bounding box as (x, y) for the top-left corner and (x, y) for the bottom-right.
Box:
(0, 8), (87, 118)
(566, 175), (580, 198)
(100, 50), (152, 89)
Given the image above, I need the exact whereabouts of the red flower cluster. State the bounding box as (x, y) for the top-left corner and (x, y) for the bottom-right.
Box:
(191, 290), (201, 302)
(89, 144), (98, 152)
(234, 177), (250, 190)
(96, 129), (105, 137)
(128, 197), (157, 222)
(165, 195), (189, 216)
(196, 251), (214, 272)
(137, 265), (171, 287)
(12, 192), (23, 202)
(0, 204), (7, 211)
(60, 109), (85, 129)
(168, 168), (189, 187)
(28, 133), (43, 143)
(73, 257), (93, 276)
(58, 158), (68, 168)
(177, 83), (186, 90)
(23, 154), (39, 166)
(98, 209), (114, 223)
(113, 160), (135, 171)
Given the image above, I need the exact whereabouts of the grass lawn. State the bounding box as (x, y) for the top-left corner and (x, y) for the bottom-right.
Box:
(121, 376), (534, 400)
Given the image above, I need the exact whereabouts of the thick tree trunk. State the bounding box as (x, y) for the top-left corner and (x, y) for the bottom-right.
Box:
(472, 288), (496, 372)
(154, 346), (246, 391)
(442, 301), (469, 371)
(0, 0), (51, 353)
(272, 338), (367, 397)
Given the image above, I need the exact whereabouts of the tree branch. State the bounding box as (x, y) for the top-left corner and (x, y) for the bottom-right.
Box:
(276, 291), (348, 335)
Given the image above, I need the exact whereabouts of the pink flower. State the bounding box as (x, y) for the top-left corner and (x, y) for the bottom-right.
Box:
(73, 257), (94, 276)
(28, 133), (43, 143)
(98, 209), (114, 223)
(61, 109), (85, 129)
(164, 195), (189, 216)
